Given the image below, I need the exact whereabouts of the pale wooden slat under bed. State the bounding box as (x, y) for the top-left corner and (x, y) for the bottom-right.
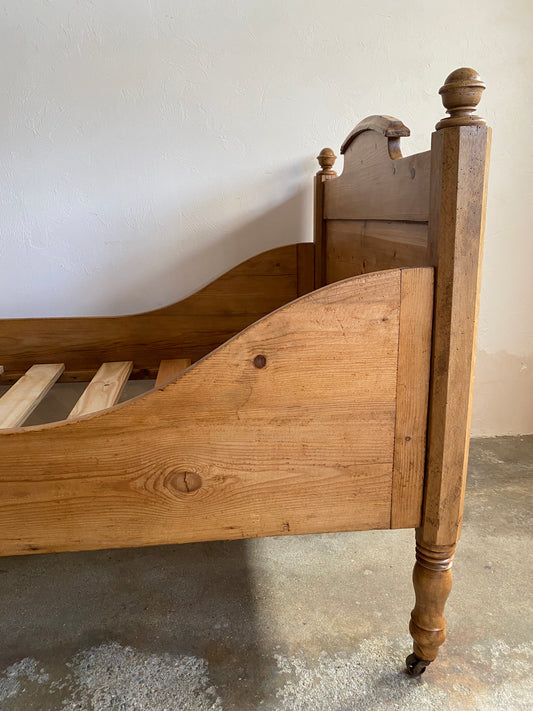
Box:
(0, 364), (65, 429)
(68, 362), (133, 419)
(155, 359), (191, 388)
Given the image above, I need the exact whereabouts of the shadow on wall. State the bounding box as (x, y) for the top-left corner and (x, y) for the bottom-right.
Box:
(0, 186), (312, 703)
(98, 177), (311, 317)
(3, 165), (313, 319)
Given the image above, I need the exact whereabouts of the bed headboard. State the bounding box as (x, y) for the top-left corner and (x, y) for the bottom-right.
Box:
(314, 68), (491, 546)
(314, 68), (489, 289)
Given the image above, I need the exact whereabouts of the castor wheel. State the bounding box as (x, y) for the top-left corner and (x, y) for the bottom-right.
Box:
(406, 653), (431, 676)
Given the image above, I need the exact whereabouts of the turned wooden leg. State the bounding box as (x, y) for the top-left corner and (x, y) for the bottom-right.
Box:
(406, 535), (456, 675)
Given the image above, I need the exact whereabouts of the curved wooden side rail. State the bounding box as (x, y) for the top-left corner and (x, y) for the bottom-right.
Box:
(0, 267), (433, 557)
(0, 244), (314, 384)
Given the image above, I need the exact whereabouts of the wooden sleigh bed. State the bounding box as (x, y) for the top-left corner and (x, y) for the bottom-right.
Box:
(0, 68), (491, 676)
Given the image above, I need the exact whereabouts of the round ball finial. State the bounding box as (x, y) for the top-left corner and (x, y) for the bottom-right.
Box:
(317, 147), (337, 175)
(436, 67), (486, 130)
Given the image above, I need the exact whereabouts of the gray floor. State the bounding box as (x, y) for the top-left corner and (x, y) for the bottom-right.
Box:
(0, 436), (532, 710)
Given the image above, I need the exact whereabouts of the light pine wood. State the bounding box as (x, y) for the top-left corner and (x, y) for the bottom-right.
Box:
(391, 268), (434, 528)
(325, 220), (429, 284)
(409, 538), (455, 663)
(0, 269), (435, 557)
(421, 123), (491, 546)
(407, 68), (491, 673)
(0, 246), (301, 384)
(0, 67), (492, 677)
(155, 359), (191, 388)
(69, 362), (134, 419)
(297, 243), (315, 296)
(0, 364), (65, 429)
(324, 130), (431, 222)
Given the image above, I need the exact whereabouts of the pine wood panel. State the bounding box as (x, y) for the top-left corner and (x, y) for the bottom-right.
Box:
(69, 362), (134, 419)
(155, 359), (191, 388)
(0, 268), (434, 557)
(325, 220), (429, 283)
(0, 364), (65, 429)
(0, 245), (302, 383)
(324, 131), (431, 222)
(391, 268), (434, 528)
(297, 243), (315, 296)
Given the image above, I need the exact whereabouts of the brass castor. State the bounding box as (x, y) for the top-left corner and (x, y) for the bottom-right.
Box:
(405, 653), (431, 676)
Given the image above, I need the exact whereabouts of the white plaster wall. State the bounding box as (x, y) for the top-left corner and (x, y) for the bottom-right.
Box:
(1, 1), (532, 435)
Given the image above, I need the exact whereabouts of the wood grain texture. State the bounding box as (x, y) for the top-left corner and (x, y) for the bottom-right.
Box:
(340, 115), (410, 156)
(422, 125), (491, 546)
(0, 269), (432, 556)
(69, 362), (133, 419)
(314, 169), (338, 289)
(0, 364), (65, 429)
(391, 268), (434, 528)
(297, 243), (315, 296)
(324, 131), (431, 222)
(409, 538), (456, 662)
(155, 359), (191, 388)
(326, 220), (429, 284)
(0, 246), (300, 384)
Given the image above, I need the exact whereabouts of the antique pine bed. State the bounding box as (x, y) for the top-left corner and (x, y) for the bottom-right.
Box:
(0, 68), (490, 675)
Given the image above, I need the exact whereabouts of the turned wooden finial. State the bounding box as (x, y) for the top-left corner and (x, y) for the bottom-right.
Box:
(436, 67), (486, 130)
(316, 147), (337, 176)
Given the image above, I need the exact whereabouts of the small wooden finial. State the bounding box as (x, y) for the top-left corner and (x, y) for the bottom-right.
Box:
(316, 147), (337, 176)
(436, 68), (486, 130)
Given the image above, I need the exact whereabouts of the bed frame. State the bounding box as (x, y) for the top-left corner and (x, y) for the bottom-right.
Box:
(0, 68), (491, 676)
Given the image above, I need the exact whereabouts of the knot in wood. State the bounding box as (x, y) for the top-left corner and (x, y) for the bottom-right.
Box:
(253, 354), (267, 369)
(169, 469), (202, 494)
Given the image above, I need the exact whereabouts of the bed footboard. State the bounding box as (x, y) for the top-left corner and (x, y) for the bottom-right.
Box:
(0, 267), (433, 556)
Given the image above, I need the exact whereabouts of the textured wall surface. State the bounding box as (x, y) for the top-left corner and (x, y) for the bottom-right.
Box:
(1, 1), (531, 434)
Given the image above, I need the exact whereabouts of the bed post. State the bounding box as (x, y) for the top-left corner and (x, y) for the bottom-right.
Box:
(407, 68), (491, 675)
(314, 147), (337, 288)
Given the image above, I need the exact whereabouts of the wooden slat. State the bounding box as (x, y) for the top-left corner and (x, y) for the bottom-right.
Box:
(0, 246), (299, 383)
(0, 268), (430, 557)
(0, 364), (65, 429)
(391, 268), (434, 528)
(155, 359), (191, 388)
(324, 131), (431, 222)
(68, 362), (133, 419)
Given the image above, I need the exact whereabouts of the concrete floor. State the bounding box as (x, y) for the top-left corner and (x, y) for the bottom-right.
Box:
(0, 435), (531, 710)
